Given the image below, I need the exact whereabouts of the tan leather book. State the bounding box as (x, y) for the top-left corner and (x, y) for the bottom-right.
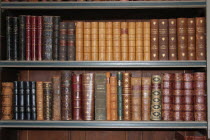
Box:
(84, 22), (91, 61)
(128, 22), (136, 61)
(36, 81), (44, 120)
(110, 76), (118, 120)
(106, 22), (113, 61)
(99, 22), (106, 61)
(76, 22), (84, 61)
(143, 21), (151, 61)
(136, 22), (144, 61)
(150, 19), (159, 60)
(52, 76), (61, 120)
(43, 82), (52, 120)
(187, 18), (196, 60)
(131, 77), (141, 121)
(106, 72), (111, 120)
(91, 22), (99, 61)
(113, 22), (121, 61)
(121, 22), (128, 61)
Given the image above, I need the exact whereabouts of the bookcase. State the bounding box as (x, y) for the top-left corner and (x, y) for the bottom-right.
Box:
(0, 0), (209, 140)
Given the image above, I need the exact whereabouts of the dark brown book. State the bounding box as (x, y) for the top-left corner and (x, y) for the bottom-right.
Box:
(37, 16), (43, 61)
(110, 76), (117, 120)
(43, 82), (52, 120)
(67, 22), (76, 61)
(6, 17), (13, 61)
(168, 19), (177, 60)
(36, 81), (44, 120)
(150, 19), (159, 60)
(26, 16), (31, 61)
(187, 18), (196, 60)
(19, 15), (26, 61)
(52, 76), (61, 120)
(59, 22), (67, 61)
(53, 16), (60, 61)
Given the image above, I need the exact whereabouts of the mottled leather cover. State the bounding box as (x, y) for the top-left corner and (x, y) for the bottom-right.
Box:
(59, 22), (67, 61)
(37, 16), (43, 61)
(67, 22), (76, 61)
(53, 16), (60, 60)
(26, 16), (31, 61)
(36, 81), (44, 120)
(6, 17), (13, 60)
(52, 76), (61, 120)
(31, 16), (37, 61)
(43, 82), (52, 120)
(110, 76), (117, 120)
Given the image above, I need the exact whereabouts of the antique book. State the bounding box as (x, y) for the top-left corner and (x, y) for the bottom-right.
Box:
(99, 22), (106, 61)
(105, 22), (113, 61)
(117, 72), (123, 120)
(72, 73), (82, 120)
(61, 71), (72, 120)
(53, 16), (60, 60)
(1, 82), (13, 120)
(187, 18), (196, 60)
(84, 22), (91, 61)
(31, 16), (37, 61)
(59, 22), (67, 61)
(141, 77), (151, 120)
(25, 81), (31, 120)
(67, 22), (76, 61)
(113, 22), (121, 61)
(110, 76), (118, 120)
(43, 16), (53, 60)
(131, 77), (141, 121)
(128, 22), (136, 61)
(106, 72), (111, 120)
(76, 21), (84, 61)
(91, 22), (99, 61)
(196, 17), (206, 60)
(26, 16), (31, 61)
(43, 82), (52, 120)
(121, 22), (128, 61)
(177, 18), (188, 60)
(95, 73), (107, 120)
(36, 81), (44, 120)
(19, 81), (25, 120)
(143, 21), (150, 61)
(30, 81), (36, 120)
(151, 75), (162, 121)
(19, 15), (26, 60)
(159, 19), (169, 60)
(13, 81), (18, 120)
(12, 17), (18, 61)
(6, 17), (13, 60)
(122, 72), (131, 120)
(52, 76), (61, 120)
(168, 19), (177, 60)
(82, 73), (95, 120)
(150, 19), (159, 60)
(136, 21), (144, 61)
(37, 16), (43, 61)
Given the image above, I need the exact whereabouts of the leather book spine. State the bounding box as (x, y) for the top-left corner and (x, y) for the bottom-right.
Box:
(110, 76), (117, 120)
(13, 17), (18, 61)
(25, 81), (31, 120)
(36, 81), (44, 120)
(72, 74), (82, 120)
(43, 82), (52, 120)
(106, 72), (111, 120)
(151, 75), (162, 121)
(43, 16), (53, 60)
(82, 73), (95, 120)
(196, 17), (206, 60)
(117, 72), (123, 120)
(121, 22), (128, 61)
(169, 19), (177, 60)
(143, 21), (151, 61)
(31, 16), (37, 61)
(61, 71), (72, 120)
(136, 22), (144, 61)
(99, 22), (106, 61)
(162, 73), (174, 121)
(37, 16), (43, 61)
(113, 22), (121, 61)
(150, 19), (159, 60)
(59, 22), (67, 61)
(187, 18), (196, 60)
(19, 15), (26, 60)
(105, 22), (113, 61)
(159, 19), (169, 60)
(13, 81), (18, 120)
(194, 72), (206, 121)
(53, 16), (60, 60)
(91, 22), (99, 61)
(52, 76), (61, 120)
(26, 16), (31, 61)
(19, 81), (25, 120)
(177, 18), (188, 60)
(76, 22), (84, 61)
(122, 72), (131, 120)
(141, 77), (151, 121)
(95, 73), (107, 120)
(6, 17), (13, 60)
(67, 22), (76, 61)
(30, 81), (36, 120)
(131, 77), (141, 121)
(128, 22), (136, 61)
(1, 82), (13, 120)
(84, 22), (91, 61)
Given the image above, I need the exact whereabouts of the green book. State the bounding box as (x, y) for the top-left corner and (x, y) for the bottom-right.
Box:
(117, 72), (123, 120)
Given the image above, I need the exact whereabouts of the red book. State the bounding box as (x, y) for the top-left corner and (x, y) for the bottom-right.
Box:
(26, 16), (31, 61)
(31, 16), (37, 61)
(37, 16), (43, 61)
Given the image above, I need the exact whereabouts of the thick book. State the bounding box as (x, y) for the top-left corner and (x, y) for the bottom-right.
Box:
(143, 21), (150, 61)
(113, 22), (121, 61)
(59, 22), (67, 61)
(187, 18), (196, 60)
(99, 22), (106, 61)
(31, 16), (37, 61)
(36, 81), (44, 120)
(117, 72), (123, 120)
(91, 22), (99, 61)
(19, 15), (26, 60)
(67, 22), (76, 61)
(110, 76), (118, 120)
(121, 22), (128, 61)
(37, 16), (43, 61)
(18, 81), (25, 120)
(26, 16), (31, 61)
(43, 82), (52, 120)
(25, 81), (31, 120)
(84, 22), (91, 61)
(76, 21), (84, 61)
(128, 22), (136, 61)
(106, 72), (111, 120)
(150, 19), (159, 60)
(53, 16), (60, 60)
(6, 17), (13, 60)
(52, 76), (61, 120)
(136, 21), (144, 61)
(105, 22), (113, 61)
(13, 81), (18, 120)
(30, 81), (36, 120)
(168, 19), (177, 60)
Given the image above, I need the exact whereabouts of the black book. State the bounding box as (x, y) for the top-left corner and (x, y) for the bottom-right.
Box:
(19, 15), (26, 60)
(30, 81), (36, 120)
(6, 16), (13, 60)
(53, 16), (60, 60)
(13, 17), (18, 61)
(25, 81), (31, 120)
(13, 81), (19, 120)
(19, 81), (25, 120)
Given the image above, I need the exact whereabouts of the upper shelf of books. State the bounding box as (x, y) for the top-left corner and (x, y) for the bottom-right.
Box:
(1, 1), (206, 9)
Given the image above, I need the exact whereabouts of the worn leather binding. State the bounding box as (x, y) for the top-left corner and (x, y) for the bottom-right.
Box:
(19, 81), (25, 120)
(76, 21), (84, 61)
(121, 22), (128, 61)
(19, 15), (26, 60)
(117, 72), (123, 120)
(37, 16), (43, 61)
(31, 16), (37, 61)
(106, 72), (111, 120)
(187, 18), (196, 60)
(122, 72), (131, 120)
(52, 76), (61, 120)
(128, 22), (136, 61)
(72, 74), (82, 120)
(12, 17), (18, 60)
(43, 82), (52, 120)
(53, 16), (60, 60)
(25, 81), (31, 120)
(143, 21), (151, 61)
(105, 22), (113, 61)
(95, 73), (107, 120)
(99, 22), (106, 61)
(150, 19), (159, 60)
(67, 22), (76, 61)
(131, 77), (141, 121)
(43, 16), (53, 60)
(113, 22), (121, 61)
(36, 81), (44, 120)
(61, 71), (72, 120)
(110, 76), (118, 120)
(196, 17), (206, 60)
(84, 22), (91, 61)
(1, 82), (14, 120)
(26, 16), (31, 61)
(141, 77), (151, 121)
(169, 19), (177, 60)
(13, 81), (19, 120)
(59, 22), (68, 61)
(136, 22), (144, 61)
(6, 17), (13, 60)
(30, 81), (36, 120)
(82, 73), (95, 120)
(91, 22), (99, 61)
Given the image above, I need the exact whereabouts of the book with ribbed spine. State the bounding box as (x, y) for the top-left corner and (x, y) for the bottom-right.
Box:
(19, 15), (26, 60)
(67, 22), (76, 61)
(43, 82), (52, 120)
(84, 22), (91, 61)
(150, 19), (159, 60)
(19, 81), (25, 120)
(187, 18), (196, 60)
(59, 22), (67, 61)
(99, 22), (106, 61)
(76, 22), (84, 61)
(53, 16), (60, 60)
(143, 21), (150, 61)
(110, 76), (118, 120)
(31, 16), (37, 61)
(121, 22), (128, 61)
(128, 22), (136, 61)
(168, 19), (177, 60)
(117, 72), (123, 120)
(113, 22), (121, 61)
(30, 81), (36, 120)
(91, 22), (99, 61)
(136, 21), (144, 61)
(13, 81), (18, 120)
(142, 77), (151, 120)
(52, 76), (61, 120)
(159, 19), (168, 60)
(36, 81), (44, 120)
(106, 22), (113, 61)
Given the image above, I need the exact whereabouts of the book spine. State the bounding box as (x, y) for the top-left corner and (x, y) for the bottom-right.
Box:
(76, 22), (84, 61)
(6, 17), (13, 60)
(53, 16), (60, 60)
(106, 72), (111, 120)
(110, 76), (118, 120)
(30, 81), (36, 120)
(187, 18), (196, 60)
(113, 22), (121, 61)
(59, 22), (67, 61)
(26, 16), (31, 61)
(13, 81), (18, 120)
(36, 81), (44, 120)
(37, 16), (43, 61)
(19, 81), (25, 120)
(143, 21), (150, 61)
(31, 16), (37, 61)
(150, 19), (159, 60)
(168, 19), (177, 60)
(99, 22), (106, 61)
(52, 76), (61, 120)
(128, 22), (136, 61)
(136, 22), (144, 61)
(19, 15), (26, 60)
(84, 22), (91, 61)
(105, 22), (113, 61)
(95, 73), (107, 120)
(13, 17), (18, 60)
(25, 81), (31, 120)
(67, 22), (76, 61)
(91, 22), (99, 61)
(43, 82), (52, 120)
(121, 22), (128, 61)
(117, 72), (123, 120)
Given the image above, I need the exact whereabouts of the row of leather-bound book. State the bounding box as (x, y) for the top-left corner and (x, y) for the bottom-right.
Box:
(2, 0), (205, 2)
(6, 16), (206, 61)
(1, 71), (206, 121)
